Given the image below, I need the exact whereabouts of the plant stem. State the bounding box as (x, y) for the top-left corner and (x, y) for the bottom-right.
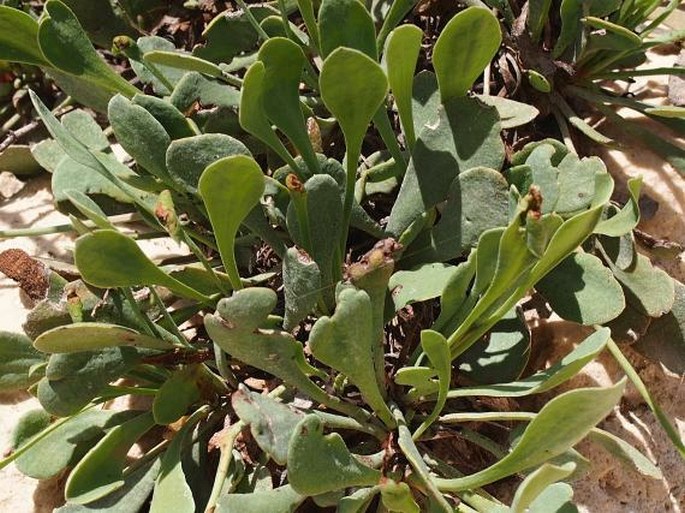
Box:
(203, 421), (244, 513)
(606, 338), (685, 459)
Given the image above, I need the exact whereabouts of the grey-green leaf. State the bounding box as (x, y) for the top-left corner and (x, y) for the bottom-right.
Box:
(282, 247), (322, 330)
(34, 323), (173, 353)
(216, 485), (305, 513)
(0, 331), (45, 391)
(288, 415), (381, 495)
(318, 0), (377, 59)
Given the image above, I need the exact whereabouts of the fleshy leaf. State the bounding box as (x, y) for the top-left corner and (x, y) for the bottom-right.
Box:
(216, 485), (305, 513)
(198, 155), (265, 290)
(510, 462), (577, 513)
(0, 331), (45, 391)
(388, 263), (457, 311)
(436, 380), (626, 491)
(413, 330), (451, 440)
(318, 0), (377, 58)
(153, 367), (201, 425)
(309, 287), (394, 427)
(288, 415), (381, 495)
(379, 481), (420, 513)
(0, 5), (48, 66)
(34, 323), (173, 353)
(65, 412), (156, 504)
(282, 247), (322, 331)
(433, 7), (501, 101)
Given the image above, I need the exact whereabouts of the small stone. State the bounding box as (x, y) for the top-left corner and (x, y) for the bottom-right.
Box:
(0, 171), (24, 199)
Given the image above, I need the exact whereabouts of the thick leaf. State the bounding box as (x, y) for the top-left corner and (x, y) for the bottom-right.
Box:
(152, 367), (201, 425)
(527, 0), (553, 43)
(282, 247), (322, 330)
(527, 483), (578, 513)
(446, 327), (611, 399)
(318, 0), (377, 58)
(288, 415), (380, 495)
(510, 462), (576, 513)
(386, 97), (504, 237)
(216, 485), (305, 513)
(74, 230), (210, 302)
(0, 145), (43, 176)
(170, 72), (240, 111)
(132, 94), (194, 140)
(338, 487), (379, 513)
(199, 155), (265, 289)
(536, 252), (625, 325)
(633, 279), (685, 374)
(436, 379), (626, 491)
(38, 1), (138, 97)
(384, 24), (423, 150)
(60, 0), (138, 47)
(609, 254), (675, 318)
(15, 410), (135, 480)
(388, 263), (457, 311)
(56, 460), (160, 513)
(232, 389), (303, 465)
(144, 50), (223, 76)
(258, 37), (318, 175)
(310, 287), (394, 427)
(34, 323), (172, 353)
(411, 71), (440, 136)
(61, 110), (110, 151)
(380, 481), (420, 513)
(587, 428), (662, 479)
(476, 95), (540, 129)
(413, 330), (451, 440)
(166, 134), (250, 193)
(150, 408), (207, 513)
(130, 36), (185, 95)
(65, 412), (156, 504)
(433, 7), (501, 101)
(10, 409), (51, 451)
(0, 331), (45, 391)
(594, 177), (642, 236)
(0, 5), (48, 66)
(319, 47), (388, 184)
(108, 94), (172, 183)
(37, 347), (143, 416)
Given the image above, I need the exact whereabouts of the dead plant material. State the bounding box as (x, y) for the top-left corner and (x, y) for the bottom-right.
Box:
(0, 248), (49, 300)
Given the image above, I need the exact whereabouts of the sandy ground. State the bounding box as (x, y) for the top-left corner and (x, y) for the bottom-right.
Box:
(0, 53), (684, 513)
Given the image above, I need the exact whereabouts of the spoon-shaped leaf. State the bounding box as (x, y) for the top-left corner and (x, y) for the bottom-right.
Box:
(288, 415), (381, 495)
(216, 485), (305, 513)
(65, 411), (156, 504)
(38, 0), (139, 97)
(318, 0), (377, 59)
(433, 6), (501, 101)
(384, 24), (423, 150)
(34, 323), (173, 353)
(510, 462), (577, 513)
(379, 481), (420, 513)
(436, 379), (626, 491)
(320, 48), (388, 248)
(74, 230), (210, 303)
(239, 61), (301, 175)
(0, 6), (49, 66)
(152, 366), (201, 425)
(198, 155), (265, 290)
(309, 287), (395, 427)
(259, 37), (319, 176)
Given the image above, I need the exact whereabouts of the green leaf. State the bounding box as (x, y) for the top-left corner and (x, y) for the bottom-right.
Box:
(633, 279), (685, 375)
(199, 155), (265, 290)
(318, 0), (377, 58)
(282, 247), (322, 330)
(609, 254), (675, 318)
(59, 0), (138, 48)
(320, 47), (388, 178)
(384, 24), (423, 150)
(536, 252), (625, 325)
(310, 287), (394, 427)
(386, 97), (504, 238)
(0, 145), (43, 176)
(216, 485), (305, 513)
(388, 263), (457, 311)
(153, 367), (201, 425)
(38, 0), (138, 97)
(413, 330), (451, 440)
(132, 94), (194, 140)
(436, 379), (626, 491)
(433, 7), (501, 101)
(74, 230), (210, 303)
(170, 72), (240, 111)
(0, 5), (48, 66)
(144, 50), (223, 77)
(287, 415), (381, 495)
(150, 408), (207, 513)
(594, 177), (642, 236)
(62, 110), (110, 151)
(258, 37), (318, 175)
(37, 347), (143, 416)
(232, 388), (303, 465)
(446, 327), (611, 399)
(56, 459), (161, 513)
(527, 483), (578, 513)
(15, 410), (135, 480)
(527, 69), (552, 93)
(527, 0), (553, 43)
(65, 412), (156, 504)
(583, 16), (641, 51)
(510, 462), (576, 513)
(130, 36), (185, 95)
(34, 322), (172, 353)
(476, 95), (540, 129)
(239, 61), (299, 171)
(108, 94), (172, 183)
(166, 134), (250, 193)
(338, 487), (379, 513)
(587, 428), (662, 479)
(0, 331), (45, 391)
(380, 481), (420, 513)
(10, 409), (51, 451)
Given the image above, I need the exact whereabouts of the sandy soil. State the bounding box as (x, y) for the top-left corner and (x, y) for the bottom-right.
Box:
(0, 52), (684, 513)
